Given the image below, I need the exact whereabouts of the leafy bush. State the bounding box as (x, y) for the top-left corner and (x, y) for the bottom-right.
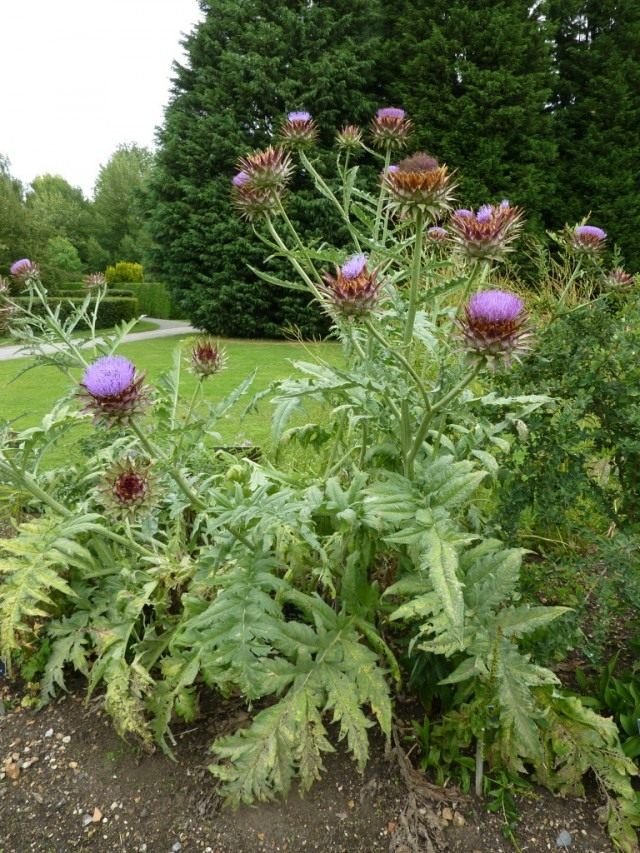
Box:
(105, 261), (144, 284)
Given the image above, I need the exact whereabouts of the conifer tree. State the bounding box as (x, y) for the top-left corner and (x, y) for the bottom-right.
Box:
(549, 0), (640, 267)
(147, 0), (383, 337)
(386, 0), (556, 224)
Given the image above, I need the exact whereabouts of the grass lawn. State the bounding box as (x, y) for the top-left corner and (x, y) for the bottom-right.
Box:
(0, 335), (342, 464)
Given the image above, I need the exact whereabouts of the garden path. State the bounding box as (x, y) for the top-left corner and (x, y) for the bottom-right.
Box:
(0, 317), (195, 361)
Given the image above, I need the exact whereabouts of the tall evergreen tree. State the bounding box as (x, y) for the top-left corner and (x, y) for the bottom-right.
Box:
(386, 0), (556, 224)
(549, 0), (640, 267)
(147, 0), (384, 337)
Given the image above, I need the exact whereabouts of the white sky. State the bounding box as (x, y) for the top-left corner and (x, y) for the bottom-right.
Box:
(0, 0), (203, 198)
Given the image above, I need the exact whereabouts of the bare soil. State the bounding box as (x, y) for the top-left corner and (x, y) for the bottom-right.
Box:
(0, 679), (620, 853)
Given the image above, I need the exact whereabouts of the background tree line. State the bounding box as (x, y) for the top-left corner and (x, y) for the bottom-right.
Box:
(2, 0), (638, 333)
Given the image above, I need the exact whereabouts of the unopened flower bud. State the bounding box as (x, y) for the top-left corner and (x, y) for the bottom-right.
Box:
(102, 456), (153, 516)
(191, 338), (227, 377)
(383, 152), (455, 219)
(336, 124), (363, 153)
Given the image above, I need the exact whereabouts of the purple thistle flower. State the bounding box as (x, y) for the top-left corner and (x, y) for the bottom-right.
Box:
(572, 224), (607, 252)
(460, 289), (531, 365)
(80, 355), (147, 424)
(9, 258), (39, 282)
(468, 290), (524, 323)
(341, 254), (368, 280)
(575, 225), (606, 240)
(370, 108), (413, 150)
(83, 355), (136, 397)
(288, 111), (312, 123)
(387, 164), (400, 173)
(376, 107), (405, 120)
(450, 203), (524, 261)
(232, 170), (250, 187)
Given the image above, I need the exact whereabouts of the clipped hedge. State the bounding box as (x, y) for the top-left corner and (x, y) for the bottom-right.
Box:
(12, 296), (139, 330)
(124, 281), (181, 319)
(56, 288), (134, 299)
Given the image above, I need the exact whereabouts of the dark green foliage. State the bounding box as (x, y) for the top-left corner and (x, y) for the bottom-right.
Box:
(386, 0), (556, 222)
(11, 296), (138, 330)
(147, 0), (383, 338)
(548, 0), (640, 267)
(495, 290), (640, 534)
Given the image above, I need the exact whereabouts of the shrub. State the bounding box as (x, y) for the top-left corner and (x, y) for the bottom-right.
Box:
(105, 261), (144, 284)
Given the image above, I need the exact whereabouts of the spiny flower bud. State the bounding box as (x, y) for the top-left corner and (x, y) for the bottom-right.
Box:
(321, 253), (380, 318)
(9, 258), (39, 283)
(460, 289), (531, 365)
(232, 147), (293, 221)
(191, 337), (227, 377)
(605, 267), (635, 289)
(573, 224), (607, 252)
(237, 146), (293, 191)
(279, 110), (318, 147)
(370, 106), (413, 150)
(383, 152), (455, 219)
(102, 456), (153, 516)
(450, 201), (523, 262)
(80, 354), (147, 425)
(336, 124), (363, 153)
(427, 226), (448, 241)
(83, 272), (107, 288)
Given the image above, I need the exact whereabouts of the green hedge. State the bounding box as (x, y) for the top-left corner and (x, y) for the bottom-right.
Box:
(123, 281), (181, 319)
(13, 296), (139, 330)
(56, 288), (134, 299)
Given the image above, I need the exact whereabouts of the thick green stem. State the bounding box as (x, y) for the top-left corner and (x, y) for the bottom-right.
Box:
(373, 146), (392, 244)
(475, 732), (485, 797)
(130, 420), (206, 512)
(403, 208), (425, 348)
(406, 360), (482, 472)
(364, 319), (431, 412)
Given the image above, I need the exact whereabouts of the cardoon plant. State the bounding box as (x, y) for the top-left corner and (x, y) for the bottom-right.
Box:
(0, 107), (637, 850)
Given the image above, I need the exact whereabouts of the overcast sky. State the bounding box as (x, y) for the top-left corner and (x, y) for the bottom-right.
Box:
(0, 0), (202, 198)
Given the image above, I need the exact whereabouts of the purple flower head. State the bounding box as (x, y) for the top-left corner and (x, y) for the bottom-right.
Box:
(232, 170), (250, 187)
(387, 164), (400, 173)
(469, 290), (524, 323)
(82, 355), (136, 398)
(575, 225), (606, 241)
(461, 289), (531, 364)
(476, 204), (493, 223)
(454, 208), (473, 219)
(10, 258), (32, 276)
(500, 199), (510, 209)
(288, 111), (312, 123)
(341, 253), (368, 280)
(377, 107), (405, 121)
